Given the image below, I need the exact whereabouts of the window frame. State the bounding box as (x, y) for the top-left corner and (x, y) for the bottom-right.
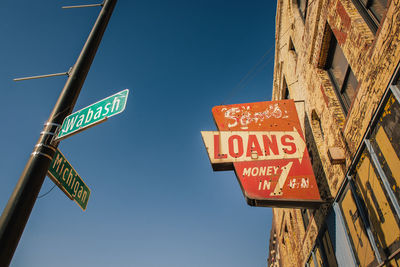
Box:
(352, 143), (400, 256)
(289, 37), (296, 54)
(340, 62), (400, 264)
(340, 181), (382, 266)
(297, 0), (308, 22)
(304, 222), (339, 267)
(351, 0), (388, 34)
(282, 76), (290, 99)
(305, 62), (400, 267)
(325, 32), (358, 115)
(301, 208), (311, 231)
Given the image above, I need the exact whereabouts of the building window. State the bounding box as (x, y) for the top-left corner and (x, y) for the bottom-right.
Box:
(351, 0), (388, 34)
(325, 30), (358, 115)
(338, 186), (379, 267)
(307, 67), (400, 266)
(288, 37), (298, 64)
(301, 208), (310, 230)
(337, 77), (400, 264)
(297, 0), (308, 21)
(313, 245), (324, 267)
(353, 147), (400, 258)
(320, 229), (338, 267)
(351, 88), (400, 259)
(369, 92), (400, 206)
(306, 235), (338, 267)
(289, 37), (296, 54)
(282, 76), (290, 99)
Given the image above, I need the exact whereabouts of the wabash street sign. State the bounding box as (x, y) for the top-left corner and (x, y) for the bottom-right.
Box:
(47, 149), (91, 211)
(201, 99), (322, 208)
(56, 89), (129, 141)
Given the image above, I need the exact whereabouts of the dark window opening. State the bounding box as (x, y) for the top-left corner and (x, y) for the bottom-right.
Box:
(301, 208), (311, 230)
(282, 77), (290, 99)
(289, 37), (296, 53)
(325, 28), (358, 115)
(312, 229), (339, 267)
(297, 0), (308, 22)
(351, 0), (388, 34)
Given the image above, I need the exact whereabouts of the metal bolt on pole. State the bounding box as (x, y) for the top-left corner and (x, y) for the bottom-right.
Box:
(0, 0), (117, 265)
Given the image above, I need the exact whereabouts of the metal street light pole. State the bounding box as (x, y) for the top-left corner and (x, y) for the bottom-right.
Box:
(0, 0), (117, 265)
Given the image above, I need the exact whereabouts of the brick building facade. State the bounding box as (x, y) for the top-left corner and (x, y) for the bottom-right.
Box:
(268, 0), (400, 266)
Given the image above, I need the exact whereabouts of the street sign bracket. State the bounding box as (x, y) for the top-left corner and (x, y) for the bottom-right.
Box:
(13, 67), (73, 82)
(62, 3), (103, 9)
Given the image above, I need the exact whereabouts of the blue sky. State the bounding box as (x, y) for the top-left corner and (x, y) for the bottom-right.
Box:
(0, 1), (277, 266)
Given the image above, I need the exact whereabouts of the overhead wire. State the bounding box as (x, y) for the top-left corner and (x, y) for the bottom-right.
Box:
(221, 45), (275, 105)
(221, 0), (318, 105)
(38, 184), (57, 199)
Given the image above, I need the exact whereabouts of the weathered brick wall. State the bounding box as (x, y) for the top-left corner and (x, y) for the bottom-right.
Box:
(269, 0), (400, 266)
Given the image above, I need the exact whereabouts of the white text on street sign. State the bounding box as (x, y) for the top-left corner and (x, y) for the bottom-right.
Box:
(56, 89), (129, 140)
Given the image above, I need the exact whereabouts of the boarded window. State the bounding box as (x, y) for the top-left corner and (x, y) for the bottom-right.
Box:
(326, 205), (356, 266)
(339, 188), (378, 267)
(325, 66), (400, 266)
(352, 90), (400, 257)
(354, 149), (400, 257)
(370, 93), (400, 207)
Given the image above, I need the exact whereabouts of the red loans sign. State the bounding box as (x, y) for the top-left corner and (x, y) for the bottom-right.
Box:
(201, 100), (322, 208)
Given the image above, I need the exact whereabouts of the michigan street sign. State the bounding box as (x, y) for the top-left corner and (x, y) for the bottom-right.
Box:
(47, 149), (91, 211)
(56, 89), (129, 140)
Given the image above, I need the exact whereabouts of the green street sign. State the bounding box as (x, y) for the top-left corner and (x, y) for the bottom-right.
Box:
(47, 149), (91, 211)
(56, 89), (129, 140)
